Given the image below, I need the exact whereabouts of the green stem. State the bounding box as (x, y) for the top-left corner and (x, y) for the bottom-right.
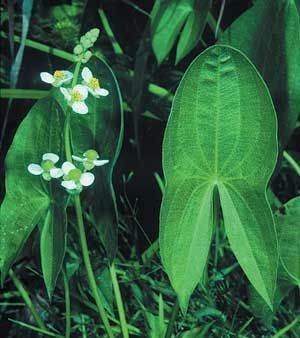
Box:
(283, 151), (300, 176)
(64, 61), (81, 162)
(63, 61), (114, 337)
(9, 269), (47, 331)
(165, 298), (179, 338)
(74, 195), (114, 338)
(272, 316), (300, 338)
(98, 9), (124, 55)
(0, 88), (48, 99)
(110, 263), (129, 338)
(0, 31), (75, 61)
(62, 271), (71, 338)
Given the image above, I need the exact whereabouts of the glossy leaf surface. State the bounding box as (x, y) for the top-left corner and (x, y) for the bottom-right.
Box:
(160, 45), (278, 312)
(221, 0), (300, 148)
(0, 97), (67, 286)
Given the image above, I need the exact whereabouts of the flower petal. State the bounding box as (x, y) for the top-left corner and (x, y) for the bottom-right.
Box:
(60, 87), (71, 101)
(93, 159), (109, 166)
(61, 180), (77, 190)
(73, 84), (88, 100)
(72, 101), (88, 114)
(80, 172), (95, 186)
(82, 67), (93, 82)
(42, 153), (59, 163)
(28, 164), (43, 175)
(64, 71), (73, 81)
(72, 155), (84, 162)
(62, 161), (75, 174)
(40, 72), (54, 84)
(50, 168), (64, 178)
(96, 88), (109, 96)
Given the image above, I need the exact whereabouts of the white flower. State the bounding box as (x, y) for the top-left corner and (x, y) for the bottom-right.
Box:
(40, 70), (73, 87)
(81, 67), (109, 97)
(72, 149), (109, 170)
(61, 161), (95, 193)
(60, 85), (89, 114)
(27, 153), (63, 181)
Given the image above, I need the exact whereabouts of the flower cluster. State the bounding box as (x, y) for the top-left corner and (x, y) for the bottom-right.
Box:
(28, 150), (109, 194)
(73, 28), (100, 64)
(41, 66), (108, 115)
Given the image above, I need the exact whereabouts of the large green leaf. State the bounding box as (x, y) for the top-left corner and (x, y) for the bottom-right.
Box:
(151, 0), (194, 64)
(220, 0), (300, 149)
(159, 45), (278, 312)
(176, 0), (211, 64)
(275, 197), (300, 285)
(0, 97), (67, 286)
(67, 57), (123, 261)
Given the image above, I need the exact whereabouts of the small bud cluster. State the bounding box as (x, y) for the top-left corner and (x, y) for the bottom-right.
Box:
(73, 28), (100, 63)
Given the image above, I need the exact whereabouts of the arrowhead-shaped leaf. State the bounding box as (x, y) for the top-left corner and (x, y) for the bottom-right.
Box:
(220, 0), (300, 148)
(159, 45), (278, 312)
(67, 57), (123, 261)
(0, 97), (67, 288)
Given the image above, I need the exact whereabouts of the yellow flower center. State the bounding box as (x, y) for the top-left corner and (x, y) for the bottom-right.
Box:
(72, 90), (83, 101)
(89, 77), (100, 90)
(54, 70), (65, 80)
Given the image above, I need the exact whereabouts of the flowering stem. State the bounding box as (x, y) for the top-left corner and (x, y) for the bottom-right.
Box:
(64, 62), (82, 162)
(62, 270), (71, 338)
(74, 195), (114, 338)
(110, 263), (129, 338)
(63, 61), (114, 337)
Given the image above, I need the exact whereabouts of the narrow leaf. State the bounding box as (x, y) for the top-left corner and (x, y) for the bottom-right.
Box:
(160, 45), (278, 312)
(41, 202), (67, 298)
(176, 0), (211, 64)
(151, 0), (193, 64)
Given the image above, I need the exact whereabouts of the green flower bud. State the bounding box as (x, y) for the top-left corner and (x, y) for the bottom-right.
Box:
(84, 149), (99, 160)
(90, 28), (100, 38)
(82, 50), (92, 63)
(73, 44), (83, 55)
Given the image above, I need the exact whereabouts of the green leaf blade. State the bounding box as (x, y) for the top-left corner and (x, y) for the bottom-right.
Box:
(176, 0), (211, 64)
(160, 180), (214, 311)
(221, 0), (300, 149)
(41, 202), (67, 299)
(0, 96), (66, 284)
(160, 45), (278, 312)
(151, 0), (193, 64)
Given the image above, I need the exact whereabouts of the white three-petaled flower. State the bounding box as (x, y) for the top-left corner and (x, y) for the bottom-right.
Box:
(60, 85), (89, 114)
(81, 67), (109, 97)
(40, 70), (73, 87)
(27, 153), (63, 181)
(72, 149), (109, 170)
(61, 161), (95, 193)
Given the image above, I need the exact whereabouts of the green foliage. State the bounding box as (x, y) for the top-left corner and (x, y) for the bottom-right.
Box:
(160, 45), (278, 312)
(151, 0), (211, 64)
(275, 197), (300, 285)
(221, 0), (300, 149)
(0, 97), (66, 285)
(41, 203), (67, 298)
